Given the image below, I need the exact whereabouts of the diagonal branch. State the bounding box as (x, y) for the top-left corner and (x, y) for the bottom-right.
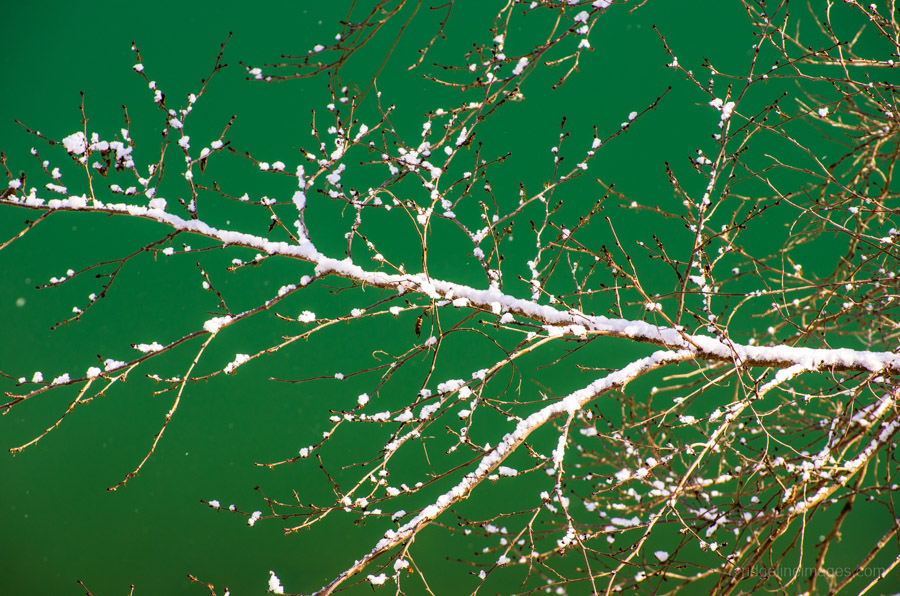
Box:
(312, 348), (696, 596)
(4, 196), (898, 376)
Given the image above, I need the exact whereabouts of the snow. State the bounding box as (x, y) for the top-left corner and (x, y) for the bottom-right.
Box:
(267, 570), (285, 594)
(203, 315), (233, 335)
(709, 97), (736, 120)
(224, 353), (251, 374)
(292, 190), (306, 214)
(62, 132), (87, 155)
(277, 284), (296, 298)
(611, 516), (642, 528)
(419, 402), (441, 419)
(721, 102), (736, 119)
(512, 57), (529, 76)
(614, 468), (632, 482)
(104, 359), (125, 372)
(394, 410), (413, 423)
(437, 379), (464, 394)
(367, 573), (388, 586)
(135, 342), (164, 353)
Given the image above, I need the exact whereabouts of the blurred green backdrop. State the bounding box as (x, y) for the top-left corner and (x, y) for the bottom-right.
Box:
(2, 1), (898, 595)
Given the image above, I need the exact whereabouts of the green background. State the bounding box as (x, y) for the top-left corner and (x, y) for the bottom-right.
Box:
(2, 1), (897, 595)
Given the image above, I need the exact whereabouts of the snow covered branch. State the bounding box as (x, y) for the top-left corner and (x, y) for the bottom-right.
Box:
(3, 1), (900, 594)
